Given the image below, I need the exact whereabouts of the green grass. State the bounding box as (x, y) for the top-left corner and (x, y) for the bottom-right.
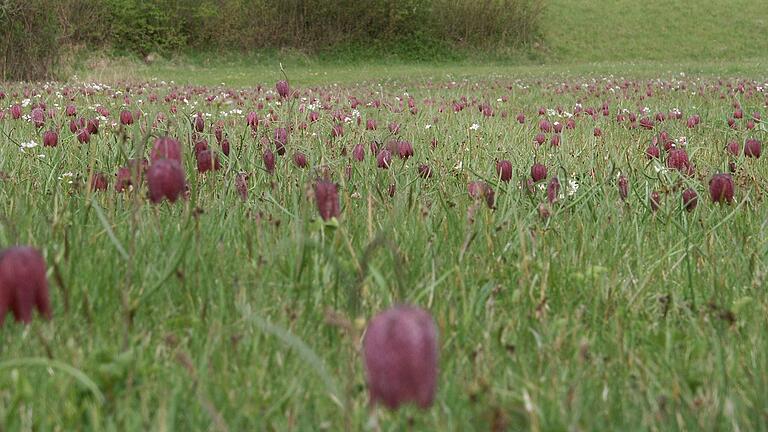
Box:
(1, 66), (767, 430)
(2, 1), (768, 429)
(544, 0), (768, 62)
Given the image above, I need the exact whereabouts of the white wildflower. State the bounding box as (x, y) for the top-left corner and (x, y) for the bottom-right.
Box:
(567, 179), (579, 196)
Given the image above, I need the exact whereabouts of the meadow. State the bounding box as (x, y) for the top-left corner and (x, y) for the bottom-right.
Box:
(1, 0), (768, 430)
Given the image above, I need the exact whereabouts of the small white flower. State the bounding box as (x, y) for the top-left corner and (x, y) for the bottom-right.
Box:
(567, 179), (579, 196)
(20, 140), (38, 149)
(469, 123), (480, 131)
(425, 124), (432, 129)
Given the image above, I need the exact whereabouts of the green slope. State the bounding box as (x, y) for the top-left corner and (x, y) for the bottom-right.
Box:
(543, 0), (768, 62)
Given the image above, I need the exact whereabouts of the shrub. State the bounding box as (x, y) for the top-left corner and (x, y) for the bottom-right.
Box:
(0, 0), (60, 81)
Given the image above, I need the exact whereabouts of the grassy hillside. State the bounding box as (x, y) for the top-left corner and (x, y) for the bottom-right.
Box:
(543, 0), (768, 62)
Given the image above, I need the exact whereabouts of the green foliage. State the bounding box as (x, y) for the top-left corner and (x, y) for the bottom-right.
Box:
(0, 0), (60, 81)
(104, 0), (186, 55)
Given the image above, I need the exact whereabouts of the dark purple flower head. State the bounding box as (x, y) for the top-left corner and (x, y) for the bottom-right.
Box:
(10, 104), (21, 119)
(726, 140), (740, 156)
(534, 133), (546, 146)
(246, 111), (259, 128)
(744, 138), (761, 158)
(314, 179), (340, 221)
(546, 177), (560, 204)
(30, 107), (45, 128)
(352, 144), (365, 162)
(366, 119), (377, 130)
(496, 160), (512, 182)
(667, 149), (694, 175)
(618, 175), (628, 201)
(147, 159), (187, 203)
(65, 104), (77, 117)
(263, 149), (276, 174)
(0, 246), (51, 325)
(646, 145), (661, 160)
(70, 118), (85, 133)
(196, 150), (221, 173)
(220, 138), (230, 156)
(193, 112), (205, 133)
(363, 305), (438, 410)
(150, 137), (182, 163)
(331, 123), (344, 138)
(115, 167), (133, 192)
(235, 173), (248, 202)
(682, 188), (698, 212)
(43, 130), (58, 148)
(467, 181), (495, 208)
(709, 173), (734, 204)
(274, 128), (288, 154)
(77, 128), (90, 144)
(276, 80), (290, 99)
(397, 141), (414, 159)
(377, 150), (392, 169)
(86, 118), (99, 135)
(531, 163), (547, 182)
(90, 172), (108, 191)
(418, 164), (432, 179)
(120, 110), (134, 126)
(293, 152), (308, 168)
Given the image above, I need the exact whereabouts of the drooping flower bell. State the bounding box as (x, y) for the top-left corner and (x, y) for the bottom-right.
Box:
(363, 305), (438, 410)
(193, 112), (205, 132)
(352, 144), (365, 162)
(496, 160), (512, 182)
(263, 149), (276, 174)
(744, 138), (761, 158)
(314, 179), (340, 221)
(150, 137), (182, 163)
(418, 164), (433, 179)
(276, 80), (290, 99)
(147, 159), (187, 203)
(618, 175), (628, 201)
(682, 188), (698, 212)
(43, 130), (58, 148)
(377, 150), (392, 169)
(120, 110), (134, 126)
(90, 172), (109, 191)
(709, 173), (734, 204)
(293, 152), (308, 169)
(546, 177), (560, 204)
(235, 172), (248, 202)
(531, 163), (547, 182)
(0, 246), (51, 325)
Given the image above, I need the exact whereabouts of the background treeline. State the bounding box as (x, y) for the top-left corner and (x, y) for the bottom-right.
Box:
(0, 0), (544, 80)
